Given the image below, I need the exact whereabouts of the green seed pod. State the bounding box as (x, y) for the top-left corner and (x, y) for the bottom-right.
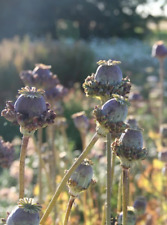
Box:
(6, 198), (41, 225)
(67, 159), (93, 197)
(94, 60), (122, 85)
(133, 197), (147, 217)
(117, 206), (136, 225)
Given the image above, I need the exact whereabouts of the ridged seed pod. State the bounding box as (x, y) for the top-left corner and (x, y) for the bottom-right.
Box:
(6, 198), (41, 225)
(112, 128), (147, 168)
(67, 159), (93, 197)
(93, 95), (129, 137)
(133, 197), (147, 217)
(152, 41), (167, 59)
(1, 87), (56, 135)
(117, 206), (136, 225)
(94, 60), (122, 85)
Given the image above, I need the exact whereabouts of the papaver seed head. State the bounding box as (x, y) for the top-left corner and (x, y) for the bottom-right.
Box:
(67, 158), (93, 196)
(6, 198), (41, 225)
(117, 206), (136, 225)
(119, 128), (143, 149)
(95, 60), (122, 85)
(152, 41), (167, 59)
(72, 111), (89, 133)
(0, 137), (14, 168)
(14, 87), (47, 118)
(133, 197), (147, 216)
(101, 96), (128, 123)
(32, 64), (52, 78)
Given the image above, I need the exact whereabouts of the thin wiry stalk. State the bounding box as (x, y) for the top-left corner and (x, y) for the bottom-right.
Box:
(38, 128), (43, 203)
(117, 172), (122, 214)
(40, 132), (99, 225)
(19, 136), (29, 199)
(122, 167), (129, 225)
(106, 133), (112, 225)
(159, 58), (165, 126)
(63, 196), (75, 225)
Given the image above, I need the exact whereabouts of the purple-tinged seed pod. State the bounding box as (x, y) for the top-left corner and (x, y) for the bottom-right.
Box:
(152, 41), (167, 59)
(20, 64), (60, 89)
(112, 128), (147, 168)
(32, 64), (52, 78)
(94, 60), (123, 85)
(67, 158), (94, 197)
(126, 116), (138, 129)
(72, 111), (89, 133)
(158, 151), (167, 162)
(1, 86), (56, 135)
(117, 206), (136, 225)
(119, 129), (143, 150)
(14, 93), (47, 118)
(0, 137), (14, 168)
(133, 197), (147, 216)
(160, 124), (167, 147)
(6, 198), (41, 225)
(93, 95), (129, 137)
(101, 97), (128, 123)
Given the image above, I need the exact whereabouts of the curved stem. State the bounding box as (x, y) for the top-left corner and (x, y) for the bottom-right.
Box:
(19, 135), (29, 199)
(63, 196), (75, 225)
(40, 132), (99, 225)
(122, 167), (129, 225)
(106, 133), (112, 225)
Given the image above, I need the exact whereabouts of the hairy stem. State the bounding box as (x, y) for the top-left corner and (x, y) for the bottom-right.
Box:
(19, 135), (29, 199)
(63, 196), (75, 225)
(40, 132), (99, 225)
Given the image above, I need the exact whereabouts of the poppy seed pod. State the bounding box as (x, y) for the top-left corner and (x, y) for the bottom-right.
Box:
(72, 111), (89, 133)
(158, 151), (167, 162)
(94, 60), (122, 85)
(126, 116), (138, 129)
(93, 95), (129, 137)
(133, 197), (147, 217)
(117, 206), (136, 225)
(160, 124), (167, 147)
(152, 41), (167, 59)
(67, 158), (94, 197)
(20, 64), (59, 89)
(6, 198), (41, 225)
(83, 60), (131, 101)
(14, 91), (47, 118)
(0, 137), (14, 168)
(112, 128), (147, 168)
(1, 87), (56, 135)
